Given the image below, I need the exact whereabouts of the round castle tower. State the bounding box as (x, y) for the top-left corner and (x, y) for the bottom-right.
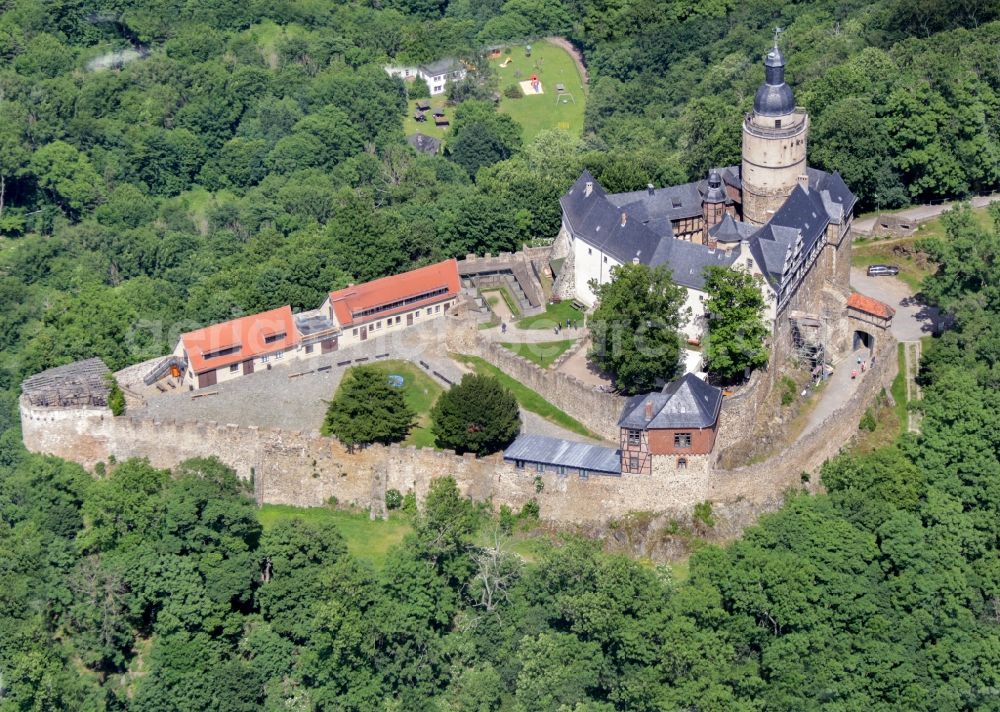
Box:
(741, 42), (808, 226)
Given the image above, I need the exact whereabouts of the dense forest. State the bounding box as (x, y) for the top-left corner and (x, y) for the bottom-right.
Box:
(1, 0), (1000, 708)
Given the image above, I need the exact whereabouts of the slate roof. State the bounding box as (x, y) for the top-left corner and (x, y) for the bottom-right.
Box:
(420, 58), (463, 76)
(406, 132), (441, 155)
(503, 434), (622, 475)
(560, 171), (664, 265)
(561, 162), (856, 299)
(618, 373), (723, 430)
(649, 238), (739, 290)
(709, 213), (757, 244)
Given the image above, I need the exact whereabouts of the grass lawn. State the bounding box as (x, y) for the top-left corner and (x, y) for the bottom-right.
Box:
(490, 39), (587, 141)
(340, 359), (444, 448)
(852, 204), (994, 292)
(482, 285), (522, 317)
(500, 339), (575, 368)
(453, 353), (600, 440)
(402, 94), (453, 145)
(257, 505), (413, 568)
(516, 300), (584, 329)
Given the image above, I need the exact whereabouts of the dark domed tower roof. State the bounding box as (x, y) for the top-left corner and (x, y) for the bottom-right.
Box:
(753, 44), (795, 117)
(703, 170), (726, 204)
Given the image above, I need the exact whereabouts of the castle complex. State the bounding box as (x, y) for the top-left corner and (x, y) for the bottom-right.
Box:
(17, 42), (901, 529)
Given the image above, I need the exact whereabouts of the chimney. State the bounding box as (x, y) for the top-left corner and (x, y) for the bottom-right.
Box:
(644, 400), (653, 420)
(647, 183), (655, 196)
(620, 212), (627, 227)
(585, 181), (593, 197)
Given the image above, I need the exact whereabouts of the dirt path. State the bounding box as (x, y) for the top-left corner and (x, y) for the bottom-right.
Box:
(853, 193), (1000, 235)
(545, 36), (588, 86)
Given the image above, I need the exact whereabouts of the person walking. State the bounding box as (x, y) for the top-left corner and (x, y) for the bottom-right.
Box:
(851, 369), (858, 380)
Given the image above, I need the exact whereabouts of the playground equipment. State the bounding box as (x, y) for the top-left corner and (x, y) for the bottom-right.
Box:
(499, 56), (512, 68)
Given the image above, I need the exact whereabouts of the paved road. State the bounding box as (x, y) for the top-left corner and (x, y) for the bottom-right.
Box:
(853, 193), (999, 235)
(850, 267), (941, 341)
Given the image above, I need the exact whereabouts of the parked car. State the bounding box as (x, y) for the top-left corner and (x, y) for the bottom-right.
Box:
(867, 264), (900, 277)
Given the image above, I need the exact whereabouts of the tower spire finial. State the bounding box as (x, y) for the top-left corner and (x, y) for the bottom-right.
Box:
(773, 26), (783, 48)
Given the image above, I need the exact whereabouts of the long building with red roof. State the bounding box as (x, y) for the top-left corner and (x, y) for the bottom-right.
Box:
(174, 259), (461, 389)
(318, 258), (460, 346)
(176, 306), (299, 388)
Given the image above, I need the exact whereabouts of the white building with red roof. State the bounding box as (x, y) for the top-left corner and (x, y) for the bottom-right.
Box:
(174, 259), (461, 389)
(176, 306), (299, 388)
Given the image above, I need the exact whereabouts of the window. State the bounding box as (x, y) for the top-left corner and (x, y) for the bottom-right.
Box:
(375, 321), (381, 330)
(305, 344), (314, 354)
(426, 308), (432, 315)
(274, 350), (284, 359)
(535, 462), (544, 473)
(579, 470), (589, 480)
(629, 456), (640, 471)
(264, 332), (286, 344)
(603, 255), (608, 263)
(515, 460), (525, 470)
(435, 305), (441, 313)
(260, 354), (270, 363)
(557, 465), (566, 476)
(746, 258), (753, 270)
(588, 248), (592, 255)
(674, 433), (692, 449)
(396, 316), (401, 324)
(229, 364), (239, 373)
(203, 345), (241, 360)
(414, 310), (420, 318)
(627, 429), (642, 446)
(352, 328), (358, 336)
(775, 119), (782, 128)
(677, 458), (687, 470)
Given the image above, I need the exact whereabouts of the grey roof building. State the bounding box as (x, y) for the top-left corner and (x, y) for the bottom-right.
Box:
(618, 374), (722, 430)
(503, 434), (622, 476)
(406, 132), (442, 155)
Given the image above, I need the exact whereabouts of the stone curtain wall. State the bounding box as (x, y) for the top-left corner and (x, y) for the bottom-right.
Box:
(20, 399), (725, 524)
(20, 323), (896, 527)
(709, 331), (898, 502)
(475, 341), (624, 441)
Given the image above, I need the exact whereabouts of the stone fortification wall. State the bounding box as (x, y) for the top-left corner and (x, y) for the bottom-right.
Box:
(20, 318), (896, 528)
(709, 331), (897, 502)
(19, 398), (721, 524)
(474, 341), (624, 441)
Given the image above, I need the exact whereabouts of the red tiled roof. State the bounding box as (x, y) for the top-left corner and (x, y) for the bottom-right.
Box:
(847, 292), (895, 320)
(181, 306), (298, 374)
(329, 259), (460, 328)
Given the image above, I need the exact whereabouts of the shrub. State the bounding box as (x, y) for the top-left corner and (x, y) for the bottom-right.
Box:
(322, 365), (415, 449)
(503, 83), (523, 99)
(407, 79), (430, 100)
(385, 488), (403, 510)
(106, 375), (126, 416)
(519, 499), (539, 521)
(859, 407), (877, 432)
(499, 504), (516, 534)
(402, 491), (417, 515)
(533, 475), (544, 493)
(693, 501), (715, 529)
(780, 376), (797, 406)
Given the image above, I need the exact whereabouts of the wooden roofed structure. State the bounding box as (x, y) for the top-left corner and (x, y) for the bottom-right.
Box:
(21, 358), (111, 408)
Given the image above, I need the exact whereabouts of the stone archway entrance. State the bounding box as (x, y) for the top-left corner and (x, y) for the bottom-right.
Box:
(853, 329), (874, 352)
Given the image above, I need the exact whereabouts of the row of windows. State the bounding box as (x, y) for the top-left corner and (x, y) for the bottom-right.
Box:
(514, 460), (593, 479)
(625, 429), (692, 449)
(350, 304), (445, 336)
(353, 287), (450, 319)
